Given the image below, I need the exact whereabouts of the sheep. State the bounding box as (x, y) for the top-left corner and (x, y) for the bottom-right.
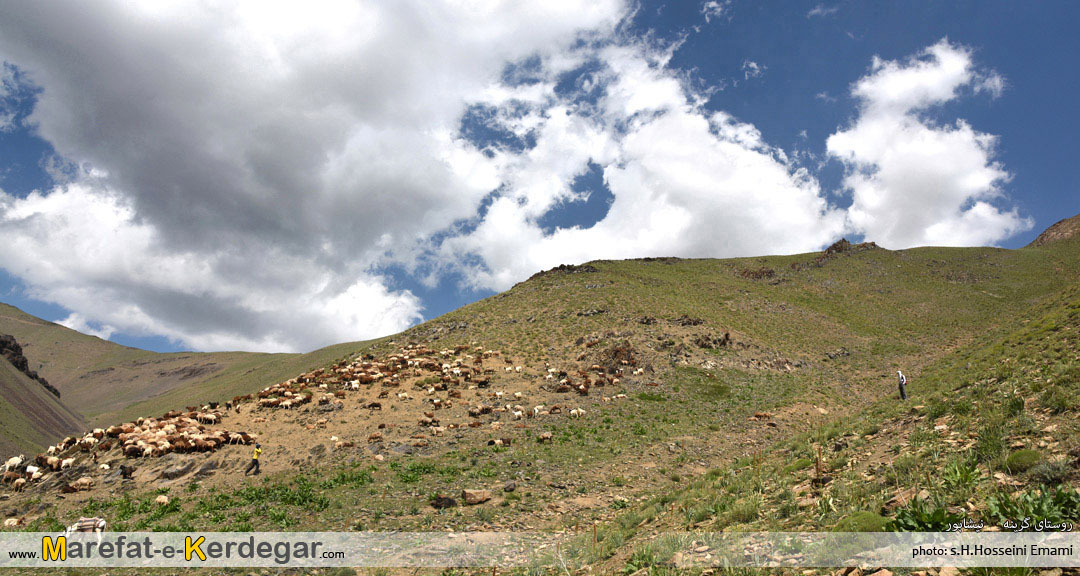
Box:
(155, 495), (169, 505)
(46, 456), (60, 471)
(71, 476), (95, 491)
(24, 465), (39, 477)
(4, 517), (23, 527)
(512, 410), (524, 420)
(65, 517), (106, 535)
(99, 464), (111, 471)
(12, 478), (26, 492)
(570, 408), (586, 418)
(3, 454), (24, 472)
(60, 458), (76, 469)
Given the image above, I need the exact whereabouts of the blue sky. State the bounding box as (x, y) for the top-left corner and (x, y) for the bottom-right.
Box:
(0, 1), (1076, 354)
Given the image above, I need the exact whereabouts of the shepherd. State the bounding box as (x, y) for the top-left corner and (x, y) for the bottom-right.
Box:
(897, 370), (908, 401)
(244, 443), (262, 475)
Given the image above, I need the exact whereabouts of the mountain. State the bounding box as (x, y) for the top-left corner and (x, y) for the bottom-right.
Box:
(1028, 213), (1080, 247)
(0, 302), (372, 429)
(0, 355), (84, 456)
(0, 215), (1077, 574)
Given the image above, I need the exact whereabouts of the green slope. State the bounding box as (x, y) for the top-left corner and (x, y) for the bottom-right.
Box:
(0, 302), (372, 427)
(0, 357), (84, 456)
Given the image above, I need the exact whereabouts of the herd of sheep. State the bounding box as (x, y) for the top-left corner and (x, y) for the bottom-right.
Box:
(2, 339), (640, 529)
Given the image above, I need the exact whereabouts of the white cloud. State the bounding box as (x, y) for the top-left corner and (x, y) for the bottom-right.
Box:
(58, 313), (115, 340)
(742, 60), (766, 80)
(0, 183), (424, 351)
(0, 10), (1032, 353)
(701, 0), (732, 24)
(435, 40), (845, 291)
(827, 39), (1031, 248)
(807, 4), (839, 18)
(815, 91), (837, 103)
(0, 0), (625, 351)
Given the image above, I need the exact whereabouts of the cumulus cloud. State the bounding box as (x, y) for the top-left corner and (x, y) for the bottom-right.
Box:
(0, 8), (1031, 352)
(0, 183), (424, 351)
(0, 0), (624, 351)
(433, 40), (845, 291)
(58, 313), (115, 341)
(827, 39), (1031, 248)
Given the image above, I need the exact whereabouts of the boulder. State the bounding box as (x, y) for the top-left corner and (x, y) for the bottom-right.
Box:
(462, 489), (491, 505)
(159, 461), (194, 480)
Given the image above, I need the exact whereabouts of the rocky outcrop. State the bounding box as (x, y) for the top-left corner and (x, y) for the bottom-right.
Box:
(0, 334), (59, 398)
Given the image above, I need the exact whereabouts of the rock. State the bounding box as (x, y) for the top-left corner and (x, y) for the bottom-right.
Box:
(883, 487), (916, 512)
(866, 570), (893, 576)
(159, 461), (194, 480)
(462, 489), (492, 505)
(503, 481), (516, 493)
(1038, 569), (1062, 576)
(155, 495), (169, 505)
(938, 568), (959, 576)
(195, 460), (218, 477)
(310, 444), (326, 456)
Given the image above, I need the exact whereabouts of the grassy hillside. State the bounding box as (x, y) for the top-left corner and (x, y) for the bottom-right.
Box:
(1, 219), (1077, 576)
(0, 357), (84, 456)
(0, 302), (370, 428)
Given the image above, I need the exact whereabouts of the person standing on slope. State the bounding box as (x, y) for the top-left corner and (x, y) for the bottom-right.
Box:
(897, 370), (908, 401)
(244, 444), (262, 475)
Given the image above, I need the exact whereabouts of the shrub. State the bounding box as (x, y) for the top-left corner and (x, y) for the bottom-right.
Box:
(974, 421), (1006, 463)
(782, 458), (813, 475)
(834, 511), (890, 532)
(1003, 394), (1026, 417)
(1028, 460), (1070, 485)
(320, 469), (374, 489)
(941, 457), (979, 501)
(985, 487), (1080, 526)
(1040, 386), (1075, 414)
(888, 498), (963, 532)
(1005, 449), (1042, 474)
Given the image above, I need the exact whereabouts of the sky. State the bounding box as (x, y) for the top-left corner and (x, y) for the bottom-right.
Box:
(0, 1), (1077, 354)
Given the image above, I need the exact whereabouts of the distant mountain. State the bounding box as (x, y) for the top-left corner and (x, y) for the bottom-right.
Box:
(1029, 213), (1080, 247)
(0, 354), (83, 456)
(0, 302), (370, 432)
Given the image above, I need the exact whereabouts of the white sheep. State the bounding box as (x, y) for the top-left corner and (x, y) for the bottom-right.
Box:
(512, 410), (523, 420)
(60, 458), (75, 469)
(3, 454), (24, 472)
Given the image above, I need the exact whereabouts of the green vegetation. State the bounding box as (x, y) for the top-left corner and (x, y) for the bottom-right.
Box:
(834, 511), (890, 532)
(1005, 449), (1043, 474)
